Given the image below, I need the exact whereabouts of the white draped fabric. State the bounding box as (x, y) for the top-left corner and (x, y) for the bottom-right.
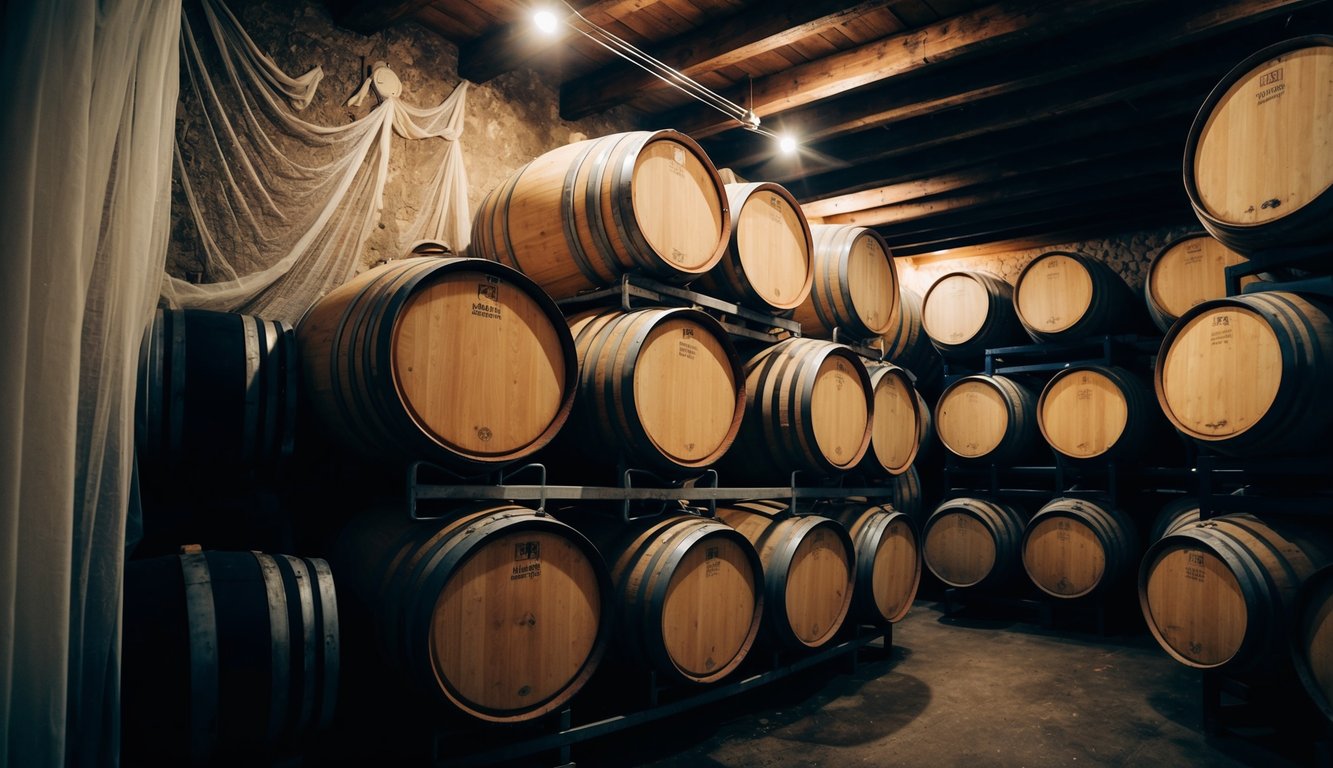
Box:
(161, 0), (472, 325)
(0, 0), (182, 765)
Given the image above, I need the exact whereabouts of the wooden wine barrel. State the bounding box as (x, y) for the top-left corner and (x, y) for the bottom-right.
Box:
(696, 182), (813, 313)
(860, 362), (923, 477)
(136, 308), (297, 479)
(1022, 497), (1140, 599)
(1148, 497), (1202, 542)
(297, 257), (576, 472)
(1145, 234), (1258, 333)
(720, 338), (873, 483)
(828, 503), (921, 625)
(331, 502), (611, 722)
(470, 130), (730, 298)
(921, 271), (1026, 360)
(889, 465), (925, 526)
(922, 497), (1027, 590)
(567, 512), (763, 684)
(1037, 365), (1164, 462)
(878, 287), (943, 397)
(791, 224), (898, 340)
(122, 551), (339, 766)
(716, 502), (855, 649)
(914, 389), (939, 467)
(560, 307), (745, 474)
(935, 374), (1041, 464)
(1140, 513), (1333, 670)
(1155, 291), (1333, 456)
(1294, 565), (1333, 723)
(1013, 251), (1143, 342)
(1184, 36), (1333, 254)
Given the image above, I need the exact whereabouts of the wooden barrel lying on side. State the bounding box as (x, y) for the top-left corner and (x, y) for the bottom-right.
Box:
(136, 308), (297, 480)
(297, 257), (577, 472)
(1155, 291), (1333, 457)
(921, 271), (1027, 360)
(697, 182), (813, 313)
(792, 224), (898, 340)
(716, 502), (855, 650)
(1148, 497), (1202, 542)
(470, 130), (730, 298)
(720, 338), (873, 483)
(1037, 365), (1166, 463)
(860, 362), (923, 477)
(1184, 36), (1333, 254)
(922, 497), (1027, 591)
(889, 465), (925, 526)
(122, 551), (339, 766)
(935, 374), (1041, 464)
(559, 307), (745, 474)
(879, 287), (944, 398)
(1139, 513), (1333, 670)
(1144, 233), (1258, 333)
(1013, 251), (1144, 342)
(828, 502), (921, 625)
(1022, 496), (1140, 599)
(565, 511), (763, 684)
(331, 502), (611, 722)
(1295, 565), (1333, 723)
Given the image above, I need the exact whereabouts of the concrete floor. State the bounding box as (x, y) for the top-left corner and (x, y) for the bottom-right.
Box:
(567, 596), (1324, 768)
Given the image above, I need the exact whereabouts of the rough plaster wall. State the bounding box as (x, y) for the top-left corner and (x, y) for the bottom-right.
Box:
(169, 0), (640, 276)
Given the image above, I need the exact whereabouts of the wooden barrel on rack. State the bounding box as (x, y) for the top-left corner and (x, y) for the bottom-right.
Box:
(716, 502), (855, 650)
(1155, 291), (1333, 457)
(921, 271), (1027, 360)
(122, 551), (339, 766)
(1144, 234), (1259, 333)
(921, 497), (1027, 591)
(1184, 36), (1333, 254)
(791, 224), (898, 340)
(860, 362), (923, 477)
(890, 465), (925, 526)
(566, 511), (763, 685)
(559, 307), (745, 474)
(1037, 365), (1164, 463)
(1021, 497), (1140, 599)
(878, 287), (943, 397)
(1139, 512), (1333, 670)
(828, 502), (921, 625)
(935, 374), (1041, 464)
(331, 502), (611, 722)
(1013, 251), (1144, 342)
(914, 390), (939, 467)
(135, 308), (297, 479)
(696, 182), (813, 313)
(470, 130), (730, 298)
(720, 338), (873, 483)
(297, 257), (577, 472)
(1294, 565), (1333, 723)
(1148, 497), (1202, 542)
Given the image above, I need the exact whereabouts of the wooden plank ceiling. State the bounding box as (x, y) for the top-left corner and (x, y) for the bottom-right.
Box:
(333, 0), (1333, 257)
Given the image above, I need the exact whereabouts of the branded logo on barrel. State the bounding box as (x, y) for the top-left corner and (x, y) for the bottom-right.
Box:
(472, 277), (502, 319)
(511, 541), (542, 580)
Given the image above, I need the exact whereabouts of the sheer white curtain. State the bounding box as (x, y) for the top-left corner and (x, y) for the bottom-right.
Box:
(161, 0), (472, 326)
(0, 0), (181, 765)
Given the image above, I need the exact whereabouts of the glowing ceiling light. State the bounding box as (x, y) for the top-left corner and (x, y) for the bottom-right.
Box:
(533, 8), (560, 35)
(778, 134), (798, 155)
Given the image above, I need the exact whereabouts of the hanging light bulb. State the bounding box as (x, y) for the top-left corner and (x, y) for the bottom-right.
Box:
(778, 134), (798, 155)
(533, 8), (560, 35)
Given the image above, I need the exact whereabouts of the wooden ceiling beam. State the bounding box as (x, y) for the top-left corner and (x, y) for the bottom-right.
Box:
(458, 0), (655, 83)
(558, 0), (897, 120)
(660, 0), (1164, 139)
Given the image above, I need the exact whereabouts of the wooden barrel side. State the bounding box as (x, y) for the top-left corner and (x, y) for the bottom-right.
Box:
(879, 287), (944, 397)
(1022, 497), (1140, 599)
(1013, 251), (1142, 342)
(1139, 513), (1333, 670)
(792, 224), (898, 339)
(922, 271), (1026, 360)
(697, 182), (814, 312)
(1037, 365), (1162, 462)
(922, 497), (1026, 590)
(935, 374), (1040, 464)
(470, 130), (730, 297)
(831, 503), (921, 624)
(1184, 36), (1333, 254)
(297, 257), (577, 471)
(1294, 565), (1333, 723)
(1148, 497), (1202, 542)
(891, 465), (925, 527)
(716, 504), (855, 650)
(1155, 291), (1333, 456)
(331, 503), (612, 722)
(860, 362), (923, 476)
(1145, 233), (1257, 333)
